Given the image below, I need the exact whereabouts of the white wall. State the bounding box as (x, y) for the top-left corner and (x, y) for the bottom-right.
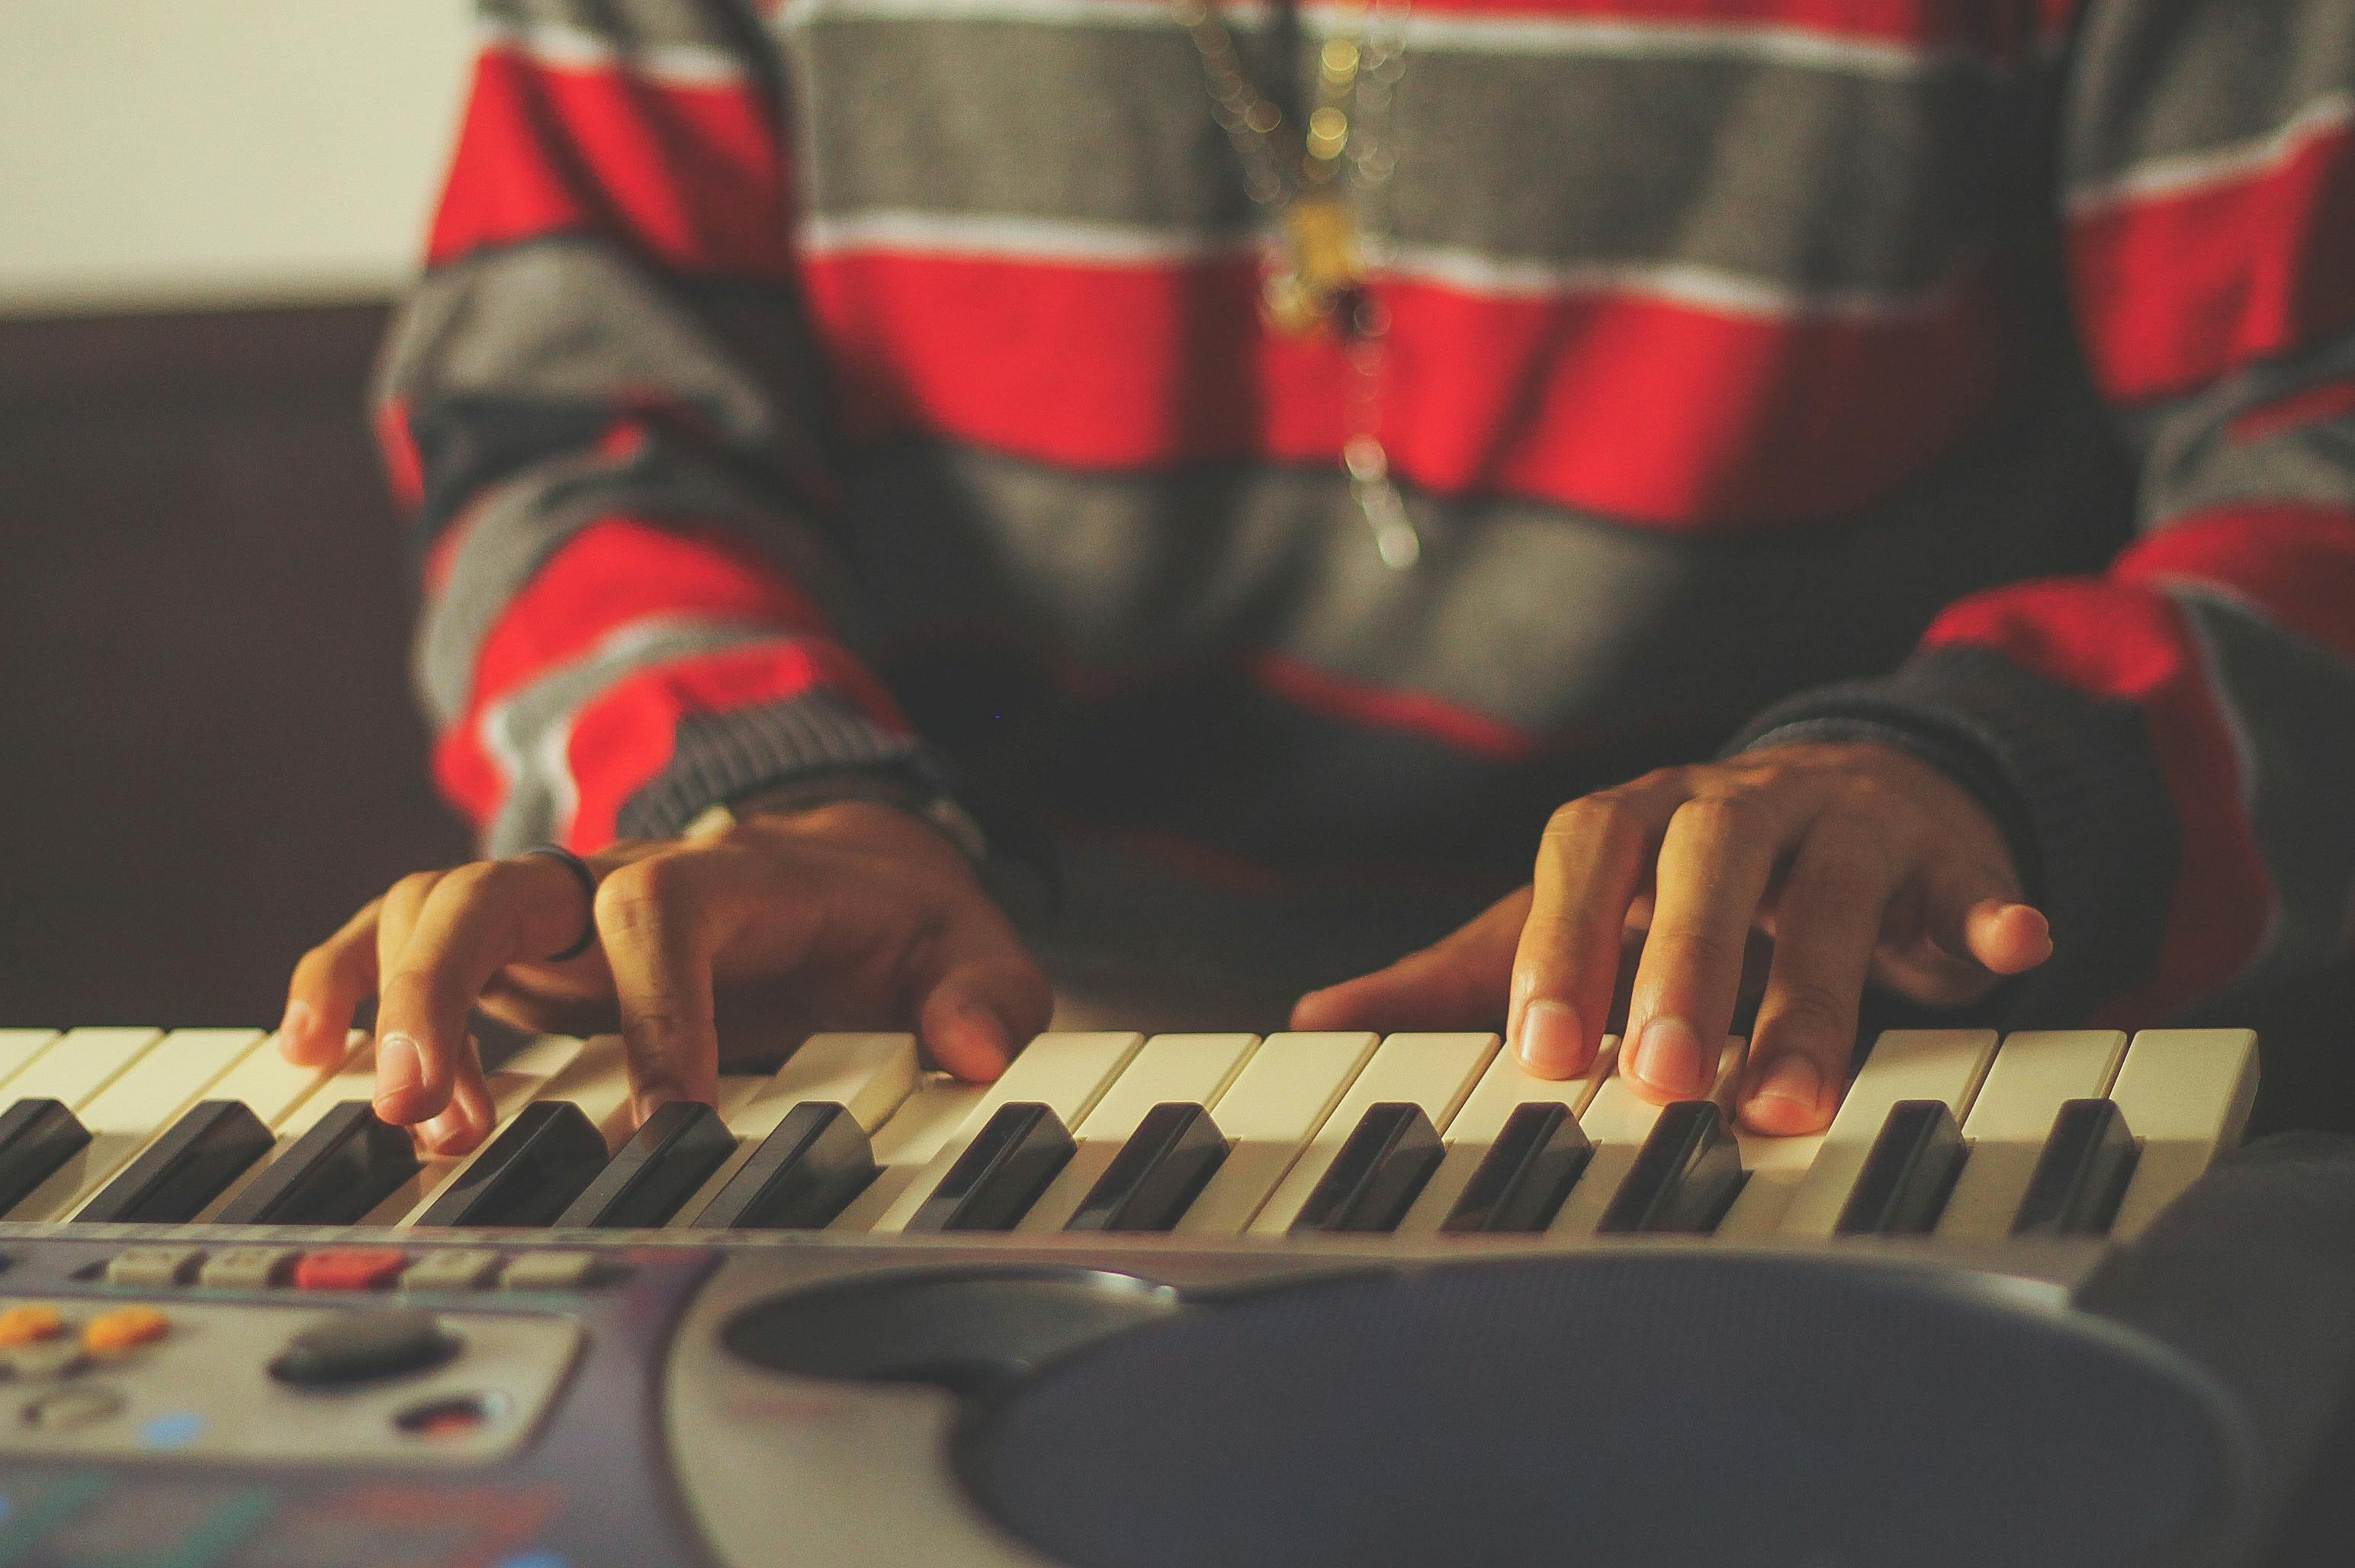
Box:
(0, 2), (476, 314)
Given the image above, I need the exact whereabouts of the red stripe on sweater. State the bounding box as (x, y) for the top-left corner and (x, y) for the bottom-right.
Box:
(2122, 505), (2355, 664)
(2070, 120), (2355, 403)
(802, 249), (2003, 527)
(559, 638), (902, 850)
(1248, 653), (1553, 763)
(376, 399), (426, 514)
(466, 519), (841, 719)
(427, 47), (792, 280)
(1923, 582), (2273, 1018)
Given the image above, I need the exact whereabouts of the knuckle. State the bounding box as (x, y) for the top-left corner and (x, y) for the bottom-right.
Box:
(1658, 926), (1745, 975)
(593, 856), (689, 937)
(1766, 980), (1852, 1045)
(389, 869), (442, 904)
(1673, 791), (1772, 844)
(376, 966), (455, 1021)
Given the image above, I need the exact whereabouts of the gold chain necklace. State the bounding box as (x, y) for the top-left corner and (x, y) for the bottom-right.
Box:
(1173, 0), (1423, 569)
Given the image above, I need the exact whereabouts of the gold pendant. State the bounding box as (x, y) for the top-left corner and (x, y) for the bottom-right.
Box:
(1263, 194), (1361, 336)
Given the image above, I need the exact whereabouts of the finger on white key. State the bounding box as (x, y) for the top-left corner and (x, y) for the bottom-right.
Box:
(198, 1039), (385, 1222)
(35, 1030), (268, 1222)
(1246, 1033), (1497, 1236)
(826, 1079), (988, 1232)
(2106, 1028), (2260, 1240)
(1017, 1033), (1261, 1234)
(384, 1035), (587, 1226)
(670, 1033), (922, 1227)
(872, 1032), (1145, 1233)
(1174, 1033), (1380, 1235)
(1936, 1030), (2128, 1240)
(1775, 1029), (1999, 1239)
(1549, 1037), (1744, 1236)
(1396, 1035), (1597, 1235)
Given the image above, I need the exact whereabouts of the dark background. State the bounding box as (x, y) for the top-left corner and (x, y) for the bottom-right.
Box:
(0, 304), (466, 1032)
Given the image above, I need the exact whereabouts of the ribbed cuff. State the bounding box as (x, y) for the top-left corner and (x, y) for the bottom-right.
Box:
(612, 688), (1061, 915)
(615, 689), (943, 842)
(1724, 644), (2177, 1021)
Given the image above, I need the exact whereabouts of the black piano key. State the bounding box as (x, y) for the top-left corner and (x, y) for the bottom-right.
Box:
(74, 1100), (273, 1225)
(413, 1101), (610, 1227)
(214, 1101), (421, 1226)
(1441, 1103), (1594, 1234)
(554, 1100), (737, 1229)
(2012, 1097), (2139, 1238)
(1597, 1100), (1746, 1235)
(1836, 1099), (1968, 1237)
(695, 1101), (877, 1229)
(1065, 1102), (1229, 1233)
(1290, 1102), (1444, 1235)
(908, 1101), (1074, 1233)
(0, 1100), (91, 1216)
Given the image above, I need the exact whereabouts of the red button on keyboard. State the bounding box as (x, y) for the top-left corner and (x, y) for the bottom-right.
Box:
(292, 1249), (408, 1291)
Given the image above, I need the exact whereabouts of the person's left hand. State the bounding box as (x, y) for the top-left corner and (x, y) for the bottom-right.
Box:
(1290, 741), (2053, 1135)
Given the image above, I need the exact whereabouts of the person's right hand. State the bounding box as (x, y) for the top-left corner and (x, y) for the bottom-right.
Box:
(275, 800), (1051, 1156)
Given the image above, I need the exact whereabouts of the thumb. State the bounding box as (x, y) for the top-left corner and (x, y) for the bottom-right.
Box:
(1929, 866), (2053, 978)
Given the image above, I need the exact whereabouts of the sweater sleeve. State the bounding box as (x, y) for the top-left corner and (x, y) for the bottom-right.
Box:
(1732, 0), (2355, 1025)
(377, 0), (935, 857)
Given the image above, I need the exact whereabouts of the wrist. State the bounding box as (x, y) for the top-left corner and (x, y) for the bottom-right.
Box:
(684, 770), (991, 865)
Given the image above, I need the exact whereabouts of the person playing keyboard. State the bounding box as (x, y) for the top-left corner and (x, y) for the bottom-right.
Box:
(279, 0), (2355, 1157)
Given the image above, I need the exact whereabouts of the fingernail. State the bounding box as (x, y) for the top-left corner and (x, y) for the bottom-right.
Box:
(278, 1001), (315, 1053)
(1631, 1017), (1705, 1097)
(1746, 1052), (1823, 1118)
(375, 1032), (422, 1103)
(1517, 1000), (1584, 1078)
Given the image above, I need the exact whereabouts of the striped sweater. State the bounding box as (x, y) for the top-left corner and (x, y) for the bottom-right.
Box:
(378, 0), (2355, 1027)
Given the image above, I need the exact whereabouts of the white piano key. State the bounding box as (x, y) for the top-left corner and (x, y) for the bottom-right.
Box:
(0, 1032), (63, 1089)
(1394, 1036), (1597, 1235)
(1015, 1033), (1261, 1233)
(1246, 1033), (1498, 1236)
(1775, 1029), (1999, 1239)
(1, 1028), (165, 1112)
(1937, 1030), (2128, 1240)
(195, 1038), (387, 1223)
(825, 1078), (988, 1232)
(670, 1033), (923, 1226)
(524, 1033), (640, 1152)
(382, 1035), (589, 1226)
(2107, 1028), (2261, 1240)
(1173, 1032), (1381, 1236)
(869, 1032), (1146, 1233)
(204, 1030), (365, 1126)
(1548, 1038), (1746, 1236)
(31, 1030), (268, 1221)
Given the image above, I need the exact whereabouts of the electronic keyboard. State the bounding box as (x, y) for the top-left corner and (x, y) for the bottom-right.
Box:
(0, 1021), (2332, 1568)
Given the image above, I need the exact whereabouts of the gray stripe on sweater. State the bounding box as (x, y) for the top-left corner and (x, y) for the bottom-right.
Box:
(787, 18), (2022, 295)
(2169, 588), (2355, 999)
(2136, 337), (2355, 530)
(480, 0), (766, 54)
(830, 385), (2135, 757)
(2062, 0), (2355, 192)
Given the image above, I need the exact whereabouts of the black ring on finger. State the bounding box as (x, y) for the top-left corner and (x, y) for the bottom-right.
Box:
(520, 844), (599, 962)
